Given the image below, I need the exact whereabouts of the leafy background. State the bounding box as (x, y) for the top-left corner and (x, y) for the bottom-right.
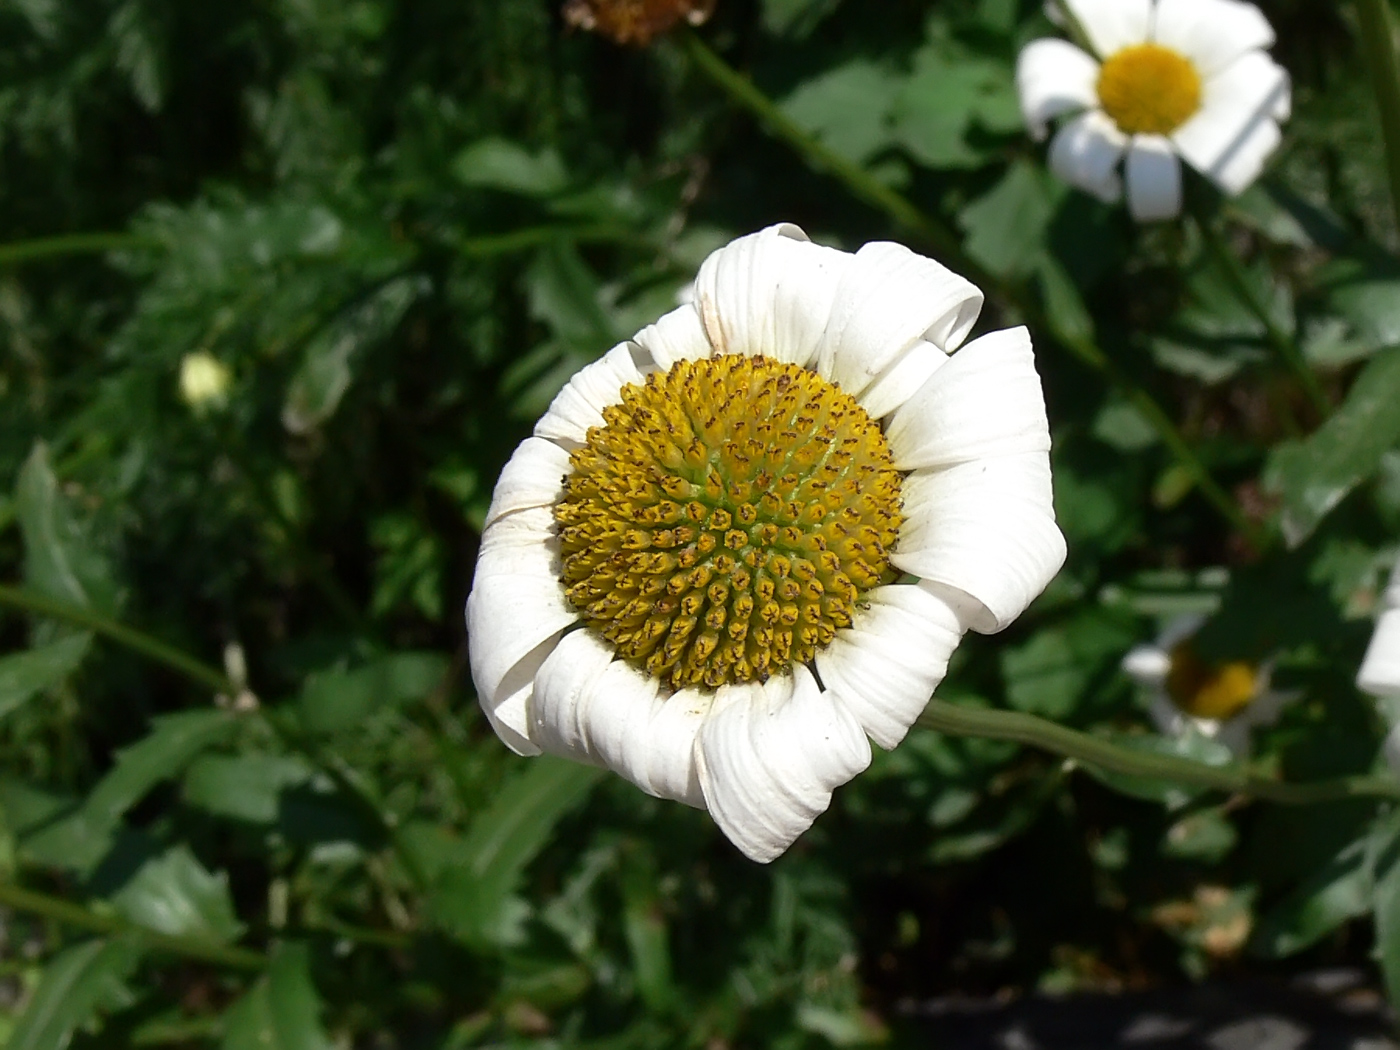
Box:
(2, 0), (1400, 1046)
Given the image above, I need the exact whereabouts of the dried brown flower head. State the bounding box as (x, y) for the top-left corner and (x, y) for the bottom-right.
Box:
(562, 0), (715, 46)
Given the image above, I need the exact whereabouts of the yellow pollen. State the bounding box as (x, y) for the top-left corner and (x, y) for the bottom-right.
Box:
(1096, 44), (1202, 136)
(1166, 643), (1258, 721)
(555, 354), (904, 691)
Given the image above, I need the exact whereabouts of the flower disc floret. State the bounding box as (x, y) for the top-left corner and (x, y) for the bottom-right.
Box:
(1096, 44), (1202, 135)
(555, 354), (903, 691)
(1166, 642), (1257, 720)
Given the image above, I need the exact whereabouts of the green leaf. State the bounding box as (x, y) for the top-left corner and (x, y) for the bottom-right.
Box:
(1371, 812), (1400, 1006)
(222, 943), (331, 1050)
(0, 633), (91, 721)
(1080, 732), (1233, 806)
(182, 753), (313, 824)
(891, 48), (1011, 169)
(525, 242), (619, 353)
(780, 60), (900, 165)
(1251, 838), (1369, 957)
(1161, 807), (1238, 862)
(621, 849), (674, 1013)
(112, 844), (246, 943)
(6, 938), (143, 1050)
(958, 162), (1065, 278)
(282, 275), (428, 434)
(1322, 256), (1400, 352)
(1263, 346), (1400, 545)
(452, 138), (567, 196)
(415, 758), (604, 947)
(760, 0), (840, 36)
(999, 609), (1138, 721)
(368, 513), (444, 620)
(297, 651), (448, 735)
(15, 443), (120, 612)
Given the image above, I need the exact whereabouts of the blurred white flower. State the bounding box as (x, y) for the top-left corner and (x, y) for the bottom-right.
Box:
(179, 351), (232, 413)
(466, 223), (1067, 863)
(1357, 552), (1400, 773)
(1016, 0), (1290, 221)
(1124, 615), (1293, 756)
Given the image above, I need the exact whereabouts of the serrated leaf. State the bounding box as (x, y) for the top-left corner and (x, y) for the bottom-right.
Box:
(282, 275), (428, 434)
(112, 844), (246, 943)
(525, 242), (619, 352)
(891, 48), (1009, 169)
(1251, 838), (1369, 957)
(182, 753), (313, 824)
(15, 444), (119, 612)
(958, 162), (1065, 278)
(6, 938), (143, 1050)
(1264, 346), (1400, 546)
(297, 651), (447, 734)
(1000, 609), (1138, 721)
(0, 634), (91, 721)
(780, 59), (900, 165)
(1323, 256), (1400, 351)
(222, 943), (331, 1050)
(452, 138), (567, 196)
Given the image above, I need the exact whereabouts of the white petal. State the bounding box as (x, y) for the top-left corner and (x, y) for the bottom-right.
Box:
(814, 242), (982, 401)
(1016, 38), (1101, 140)
(1172, 51), (1288, 195)
(1059, 0), (1152, 57)
(530, 628), (615, 764)
(467, 505), (578, 753)
(892, 455), (1067, 633)
(1384, 723), (1400, 776)
(1151, 0), (1275, 78)
(1359, 609), (1400, 698)
(1048, 110), (1126, 202)
(816, 582), (965, 750)
(1125, 135), (1183, 222)
(884, 326), (1052, 471)
(1149, 691), (1187, 737)
(1158, 613), (1206, 649)
(1123, 643), (1171, 685)
(533, 342), (646, 448)
(643, 689), (712, 808)
(693, 223), (850, 368)
(632, 302), (712, 372)
(857, 339), (949, 421)
(696, 666), (871, 863)
(483, 437), (572, 529)
(1385, 554), (1400, 608)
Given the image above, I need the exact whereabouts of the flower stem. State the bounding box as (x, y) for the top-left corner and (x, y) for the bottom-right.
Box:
(0, 232), (157, 268)
(1197, 217), (1330, 418)
(1356, 0), (1400, 229)
(682, 30), (1260, 544)
(916, 699), (1400, 804)
(0, 880), (266, 971)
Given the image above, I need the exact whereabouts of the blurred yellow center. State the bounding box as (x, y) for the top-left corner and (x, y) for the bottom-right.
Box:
(1097, 44), (1202, 135)
(1166, 643), (1258, 721)
(555, 354), (903, 691)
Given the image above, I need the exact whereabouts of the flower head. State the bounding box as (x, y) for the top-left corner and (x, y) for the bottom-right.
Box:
(1124, 615), (1292, 756)
(467, 224), (1066, 862)
(178, 351), (232, 414)
(1016, 0), (1291, 221)
(1357, 552), (1400, 772)
(562, 0), (714, 46)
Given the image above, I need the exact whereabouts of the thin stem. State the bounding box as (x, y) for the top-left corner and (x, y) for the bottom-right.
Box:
(916, 699), (1400, 804)
(1357, 0), (1400, 228)
(0, 232), (158, 268)
(683, 30), (1260, 544)
(0, 880), (265, 971)
(1197, 217), (1329, 417)
(454, 224), (637, 257)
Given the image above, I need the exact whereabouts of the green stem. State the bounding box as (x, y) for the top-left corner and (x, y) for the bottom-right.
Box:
(916, 699), (1400, 803)
(0, 881), (265, 971)
(0, 232), (158, 268)
(1197, 218), (1329, 417)
(683, 30), (1259, 544)
(1357, 0), (1400, 228)
(454, 223), (637, 257)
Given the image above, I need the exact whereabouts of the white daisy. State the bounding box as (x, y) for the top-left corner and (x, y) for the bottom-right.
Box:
(1356, 552), (1400, 773)
(1124, 615), (1293, 757)
(1016, 0), (1291, 221)
(466, 223), (1066, 863)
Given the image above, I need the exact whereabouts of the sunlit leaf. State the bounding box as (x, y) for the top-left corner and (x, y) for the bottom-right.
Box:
(112, 843), (246, 943)
(15, 444), (120, 612)
(222, 943), (331, 1050)
(6, 938), (143, 1050)
(297, 651), (447, 734)
(0, 633), (91, 721)
(1252, 838), (1370, 957)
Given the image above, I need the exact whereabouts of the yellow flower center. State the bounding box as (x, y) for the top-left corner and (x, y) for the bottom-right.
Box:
(555, 354), (903, 691)
(1096, 44), (1202, 135)
(1166, 643), (1258, 721)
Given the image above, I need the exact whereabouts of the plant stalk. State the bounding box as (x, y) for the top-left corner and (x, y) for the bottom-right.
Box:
(0, 232), (157, 268)
(1357, 0), (1400, 229)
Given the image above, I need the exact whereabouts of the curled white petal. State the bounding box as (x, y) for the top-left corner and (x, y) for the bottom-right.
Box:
(533, 342), (646, 448)
(693, 223), (850, 368)
(531, 628), (615, 764)
(1048, 109), (1127, 203)
(1359, 609), (1400, 699)
(885, 326), (1051, 471)
(1016, 38), (1100, 140)
(816, 582), (964, 750)
(483, 437), (572, 529)
(632, 302), (712, 371)
(696, 666), (871, 863)
(815, 241), (982, 402)
(856, 339), (949, 421)
(1172, 51), (1288, 196)
(1059, 0), (1152, 57)
(1125, 135), (1183, 222)
(892, 455), (1067, 633)
(1151, 0), (1274, 79)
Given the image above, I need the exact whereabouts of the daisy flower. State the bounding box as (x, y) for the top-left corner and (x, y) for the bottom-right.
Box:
(467, 223), (1066, 863)
(1123, 615), (1293, 757)
(1357, 552), (1400, 773)
(1016, 0), (1291, 221)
